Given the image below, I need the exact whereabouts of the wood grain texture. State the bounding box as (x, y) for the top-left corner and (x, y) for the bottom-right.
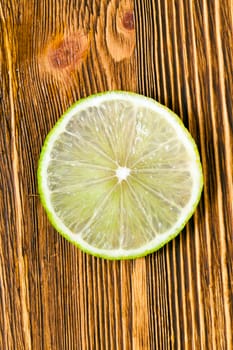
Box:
(0, 0), (232, 349)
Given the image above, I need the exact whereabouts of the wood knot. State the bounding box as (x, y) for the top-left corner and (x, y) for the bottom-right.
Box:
(122, 11), (134, 31)
(40, 31), (90, 78)
(48, 38), (83, 69)
(105, 1), (136, 62)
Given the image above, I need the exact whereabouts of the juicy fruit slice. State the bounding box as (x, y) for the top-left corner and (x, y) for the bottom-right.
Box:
(38, 92), (203, 259)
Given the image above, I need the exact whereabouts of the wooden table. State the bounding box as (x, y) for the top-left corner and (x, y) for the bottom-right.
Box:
(1, 1), (232, 349)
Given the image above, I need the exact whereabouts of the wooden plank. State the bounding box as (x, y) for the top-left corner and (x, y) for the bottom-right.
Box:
(0, 0), (232, 349)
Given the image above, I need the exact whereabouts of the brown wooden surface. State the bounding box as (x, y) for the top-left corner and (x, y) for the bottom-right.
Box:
(0, 0), (232, 349)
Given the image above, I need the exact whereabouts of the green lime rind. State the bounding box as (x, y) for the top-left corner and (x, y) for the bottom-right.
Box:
(37, 91), (204, 260)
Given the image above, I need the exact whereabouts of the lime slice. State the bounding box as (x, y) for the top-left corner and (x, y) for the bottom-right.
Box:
(38, 91), (203, 259)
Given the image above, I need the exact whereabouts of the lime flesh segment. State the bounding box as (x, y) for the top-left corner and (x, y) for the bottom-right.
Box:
(38, 92), (203, 259)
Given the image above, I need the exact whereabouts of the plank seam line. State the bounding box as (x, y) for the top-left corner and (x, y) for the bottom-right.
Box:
(0, 4), (32, 350)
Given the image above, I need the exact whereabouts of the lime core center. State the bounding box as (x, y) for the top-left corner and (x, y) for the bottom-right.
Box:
(116, 166), (131, 182)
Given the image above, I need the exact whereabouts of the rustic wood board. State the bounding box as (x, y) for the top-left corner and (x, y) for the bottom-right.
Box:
(0, 1), (232, 349)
